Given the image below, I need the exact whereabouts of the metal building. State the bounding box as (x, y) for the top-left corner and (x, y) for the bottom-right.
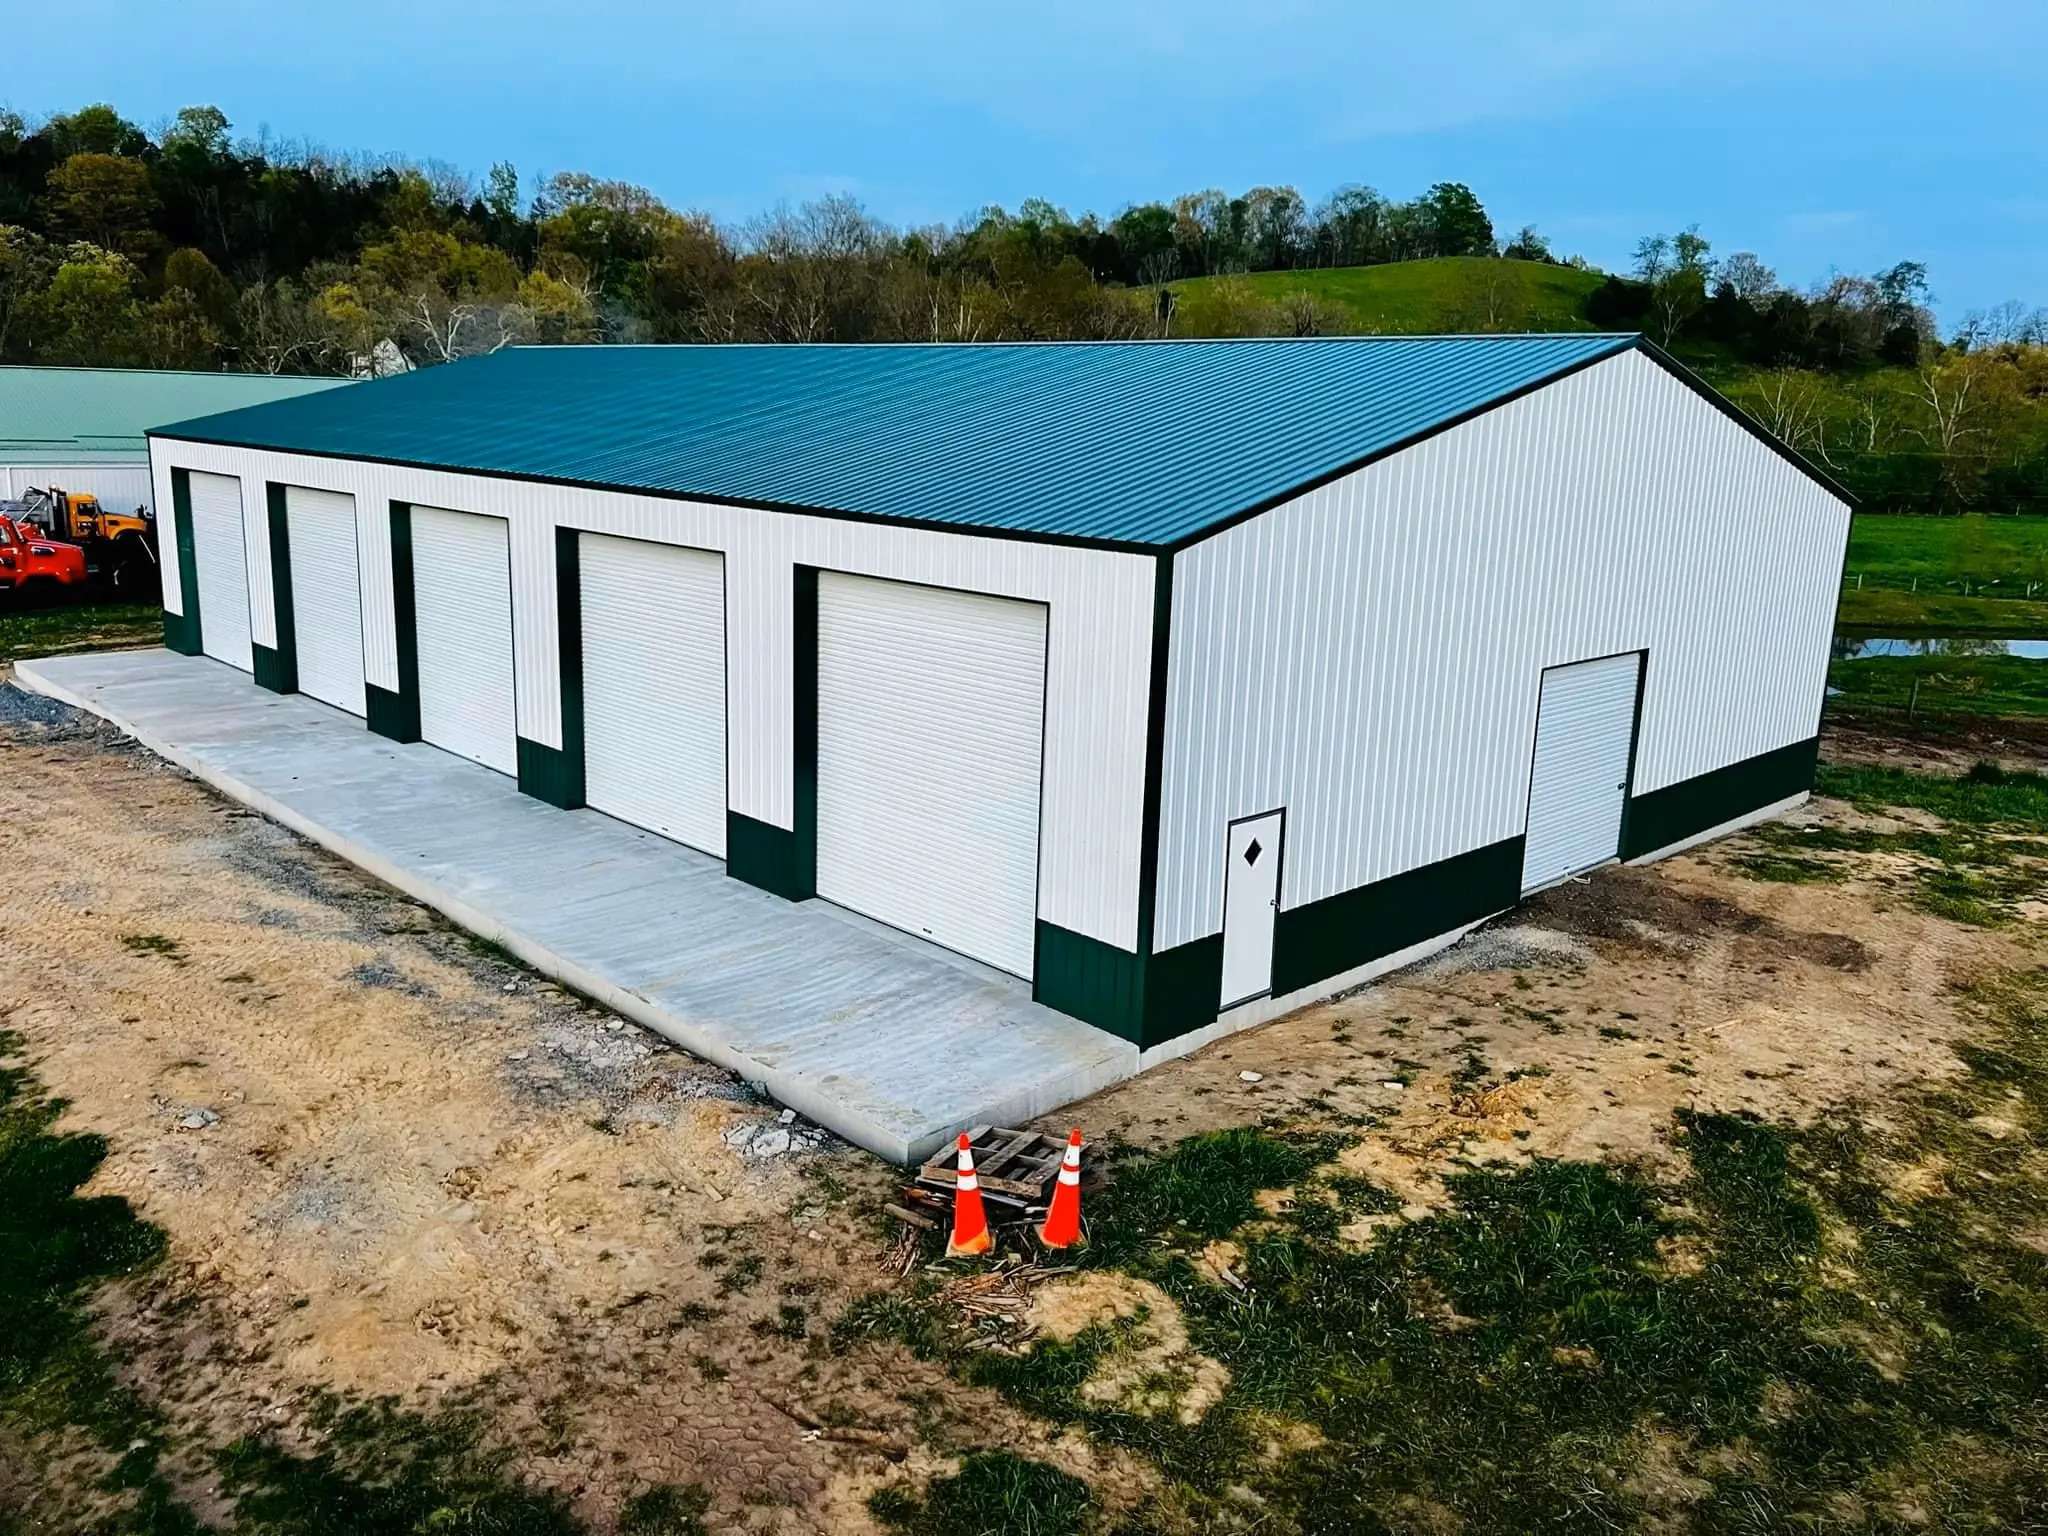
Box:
(1, 365), (349, 516)
(145, 337), (1849, 1059)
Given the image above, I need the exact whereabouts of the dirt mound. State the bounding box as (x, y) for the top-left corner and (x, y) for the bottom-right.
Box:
(1521, 865), (1870, 971)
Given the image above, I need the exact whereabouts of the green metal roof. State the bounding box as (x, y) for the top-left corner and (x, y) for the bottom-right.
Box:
(152, 337), (1654, 548)
(1, 366), (351, 465)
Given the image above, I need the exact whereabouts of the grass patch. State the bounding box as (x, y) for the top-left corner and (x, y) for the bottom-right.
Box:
(1844, 513), (2048, 600)
(2, 1030), (601, 1533)
(1829, 652), (2048, 721)
(1079, 1127), (1344, 1267)
(1740, 783), (2048, 924)
(0, 1028), (196, 1533)
(1146, 256), (1605, 337)
(1837, 585), (2048, 636)
(120, 932), (187, 963)
(216, 1396), (581, 1535)
(870, 1450), (1093, 1536)
(618, 1484), (711, 1535)
(1818, 758), (2048, 827)
(0, 599), (161, 664)
(866, 998), (2048, 1532)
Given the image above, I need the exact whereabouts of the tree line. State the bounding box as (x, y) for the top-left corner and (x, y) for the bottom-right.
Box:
(0, 102), (1512, 372)
(1, 100), (2042, 514)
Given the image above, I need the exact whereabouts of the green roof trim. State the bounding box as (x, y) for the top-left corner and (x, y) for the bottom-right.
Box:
(0, 366), (351, 463)
(147, 336), (1838, 549)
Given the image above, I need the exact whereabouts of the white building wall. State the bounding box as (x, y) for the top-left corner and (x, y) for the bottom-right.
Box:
(147, 438), (1155, 953)
(2, 462), (155, 515)
(1153, 348), (1849, 952)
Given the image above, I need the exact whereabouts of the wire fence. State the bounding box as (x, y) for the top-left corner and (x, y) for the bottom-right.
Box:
(1840, 571), (2048, 602)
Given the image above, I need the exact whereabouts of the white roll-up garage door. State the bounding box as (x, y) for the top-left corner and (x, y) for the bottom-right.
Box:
(580, 534), (726, 854)
(1521, 652), (1642, 894)
(411, 507), (516, 775)
(816, 573), (1046, 978)
(188, 471), (251, 672)
(285, 487), (365, 716)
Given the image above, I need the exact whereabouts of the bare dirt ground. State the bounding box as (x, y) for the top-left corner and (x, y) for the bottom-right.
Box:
(1064, 808), (2020, 1206)
(2, 681), (2040, 1532)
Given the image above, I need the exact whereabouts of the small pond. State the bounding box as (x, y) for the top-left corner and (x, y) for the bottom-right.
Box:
(1835, 636), (2048, 661)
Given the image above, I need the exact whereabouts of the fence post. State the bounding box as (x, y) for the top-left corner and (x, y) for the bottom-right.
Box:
(1908, 677), (1920, 719)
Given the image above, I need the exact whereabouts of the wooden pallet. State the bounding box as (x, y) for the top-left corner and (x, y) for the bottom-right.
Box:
(914, 1125), (1070, 1209)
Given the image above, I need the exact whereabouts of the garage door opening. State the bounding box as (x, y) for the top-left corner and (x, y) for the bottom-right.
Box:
(188, 471), (252, 672)
(580, 533), (727, 855)
(1521, 651), (1643, 894)
(411, 507), (516, 775)
(814, 572), (1046, 979)
(285, 487), (366, 716)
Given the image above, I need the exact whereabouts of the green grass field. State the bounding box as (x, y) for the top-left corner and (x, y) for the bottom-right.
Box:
(1839, 514), (2048, 636)
(1830, 652), (2048, 720)
(1154, 256), (1608, 337)
(0, 600), (160, 666)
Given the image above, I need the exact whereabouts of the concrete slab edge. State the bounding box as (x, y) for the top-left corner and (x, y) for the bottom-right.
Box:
(16, 658), (1125, 1165)
(1136, 917), (1493, 1072)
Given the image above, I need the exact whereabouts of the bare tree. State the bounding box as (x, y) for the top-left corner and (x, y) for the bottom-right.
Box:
(1748, 370), (1840, 469)
(233, 280), (330, 373)
(397, 289), (529, 363)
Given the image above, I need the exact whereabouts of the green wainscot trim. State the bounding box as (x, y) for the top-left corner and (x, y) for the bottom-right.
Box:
(365, 685), (419, 743)
(1621, 736), (1820, 859)
(727, 811), (815, 901)
(163, 467), (202, 655)
(253, 484), (297, 694)
(1270, 837), (1524, 1000)
(370, 502), (423, 743)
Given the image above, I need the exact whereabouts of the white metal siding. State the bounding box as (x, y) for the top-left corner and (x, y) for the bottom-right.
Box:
(145, 435), (1153, 956)
(285, 486), (366, 716)
(412, 506), (517, 775)
(0, 463), (154, 516)
(1154, 348), (1849, 951)
(815, 574), (1046, 978)
(581, 534), (727, 854)
(1521, 655), (1639, 892)
(188, 471), (252, 672)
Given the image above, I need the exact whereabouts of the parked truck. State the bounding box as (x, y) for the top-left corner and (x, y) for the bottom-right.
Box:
(0, 512), (89, 603)
(5, 484), (158, 596)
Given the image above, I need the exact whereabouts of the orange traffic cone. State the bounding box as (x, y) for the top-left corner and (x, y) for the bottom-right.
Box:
(1036, 1128), (1085, 1249)
(946, 1132), (994, 1258)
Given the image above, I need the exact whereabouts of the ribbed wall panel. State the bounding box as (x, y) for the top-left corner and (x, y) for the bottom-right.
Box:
(285, 486), (368, 716)
(1155, 349), (1847, 951)
(187, 470), (253, 670)
(0, 463), (154, 515)
(145, 437), (1153, 953)
(581, 534), (727, 855)
(152, 450), (183, 613)
(815, 574), (1047, 977)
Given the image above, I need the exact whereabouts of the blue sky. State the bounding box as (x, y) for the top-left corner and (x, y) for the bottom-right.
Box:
(15, 1), (2045, 326)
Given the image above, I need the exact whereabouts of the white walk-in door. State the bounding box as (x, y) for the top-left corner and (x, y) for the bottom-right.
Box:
(187, 471), (251, 672)
(1221, 810), (1284, 1008)
(580, 534), (727, 854)
(1521, 653), (1642, 894)
(816, 573), (1046, 978)
(285, 487), (365, 716)
(411, 507), (516, 775)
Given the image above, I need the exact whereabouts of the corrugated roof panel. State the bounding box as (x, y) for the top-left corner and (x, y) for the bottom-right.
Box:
(1, 366), (352, 461)
(151, 337), (1638, 547)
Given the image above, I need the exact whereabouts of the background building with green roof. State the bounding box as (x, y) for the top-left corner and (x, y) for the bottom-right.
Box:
(1, 365), (349, 515)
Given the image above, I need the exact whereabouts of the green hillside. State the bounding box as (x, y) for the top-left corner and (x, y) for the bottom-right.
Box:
(1155, 257), (1609, 337)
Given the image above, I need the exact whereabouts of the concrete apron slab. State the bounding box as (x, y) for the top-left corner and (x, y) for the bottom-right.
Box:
(16, 649), (1139, 1164)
